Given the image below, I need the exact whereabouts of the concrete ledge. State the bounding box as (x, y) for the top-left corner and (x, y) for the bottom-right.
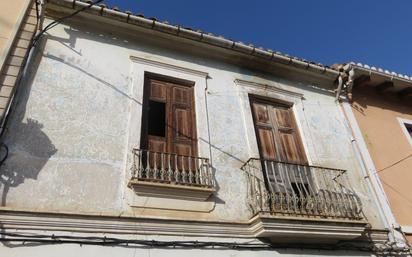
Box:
(129, 179), (215, 201)
(0, 208), (387, 246)
(250, 213), (368, 244)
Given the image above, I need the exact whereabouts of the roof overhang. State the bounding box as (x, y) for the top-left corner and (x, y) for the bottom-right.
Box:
(44, 0), (341, 85)
(344, 63), (412, 98)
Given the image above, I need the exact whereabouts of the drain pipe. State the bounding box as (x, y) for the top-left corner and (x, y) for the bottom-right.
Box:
(338, 68), (409, 254)
(335, 74), (344, 101)
(346, 68), (355, 98)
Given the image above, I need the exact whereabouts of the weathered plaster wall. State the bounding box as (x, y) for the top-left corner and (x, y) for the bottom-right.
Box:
(0, 16), (383, 230)
(351, 87), (412, 227)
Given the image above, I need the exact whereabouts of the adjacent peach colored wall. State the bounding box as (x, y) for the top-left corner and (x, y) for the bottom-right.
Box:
(0, 0), (30, 71)
(351, 87), (412, 232)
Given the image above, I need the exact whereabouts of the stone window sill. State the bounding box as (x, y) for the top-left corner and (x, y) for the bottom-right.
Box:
(128, 179), (215, 201)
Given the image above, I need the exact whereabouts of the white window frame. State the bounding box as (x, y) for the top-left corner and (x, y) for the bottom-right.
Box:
(398, 117), (412, 147)
(128, 56), (210, 163)
(234, 79), (312, 165)
(125, 56), (216, 212)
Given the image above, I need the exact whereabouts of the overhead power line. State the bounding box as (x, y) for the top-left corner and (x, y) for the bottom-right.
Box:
(32, 0), (104, 46)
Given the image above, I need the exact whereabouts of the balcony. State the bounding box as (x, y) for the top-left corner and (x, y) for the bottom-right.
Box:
(242, 158), (367, 243)
(129, 149), (215, 201)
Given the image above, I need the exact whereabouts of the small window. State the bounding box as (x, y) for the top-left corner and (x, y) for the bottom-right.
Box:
(398, 118), (412, 147)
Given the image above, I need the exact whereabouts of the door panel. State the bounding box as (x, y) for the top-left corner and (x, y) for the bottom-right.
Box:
(279, 133), (302, 163)
(174, 107), (192, 140)
(252, 103), (271, 124)
(257, 127), (277, 160)
(174, 143), (192, 156)
(169, 83), (196, 157)
(172, 86), (190, 104)
(147, 79), (168, 156)
(147, 136), (167, 170)
(148, 136), (167, 152)
(274, 109), (292, 128)
(150, 80), (167, 101)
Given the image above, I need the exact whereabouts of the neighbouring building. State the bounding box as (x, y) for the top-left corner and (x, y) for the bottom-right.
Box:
(0, 0), (41, 130)
(336, 63), (412, 243)
(0, 0), (410, 256)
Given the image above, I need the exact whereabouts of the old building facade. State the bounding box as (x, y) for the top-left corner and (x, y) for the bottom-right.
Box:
(0, 0), (409, 256)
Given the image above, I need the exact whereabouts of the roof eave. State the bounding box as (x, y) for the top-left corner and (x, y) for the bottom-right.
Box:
(46, 0), (340, 80)
(344, 63), (412, 85)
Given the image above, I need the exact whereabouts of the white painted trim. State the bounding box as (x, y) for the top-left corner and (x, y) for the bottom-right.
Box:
(128, 55), (210, 164)
(130, 55), (209, 78)
(401, 226), (412, 234)
(126, 56), (213, 211)
(0, 210), (374, 242)
(398, 117), (412, 147)
(234, 79), (312, 165)
(253, 214), (367, 243)
(234, 79), (304, 99)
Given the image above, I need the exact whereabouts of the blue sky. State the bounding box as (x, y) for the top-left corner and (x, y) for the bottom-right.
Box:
(103, 0), (412, 76)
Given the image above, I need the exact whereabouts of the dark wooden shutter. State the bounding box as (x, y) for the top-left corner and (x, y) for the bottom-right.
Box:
(147, 79), (168, 154)
(144, 77), (197, 157)
(169, 85), (197, 157)
(251, 98), (307, 164)
(251, 102), (278, 160)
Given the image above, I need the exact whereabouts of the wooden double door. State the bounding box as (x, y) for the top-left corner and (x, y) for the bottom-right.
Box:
(250, 97), (310, 204)
(250, 97), (307, 164)
(141, 76), (197, 158)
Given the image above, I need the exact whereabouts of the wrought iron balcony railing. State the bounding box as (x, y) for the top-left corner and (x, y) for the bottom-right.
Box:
(131, 149), (214, 188)
(241, 158), (363, 220)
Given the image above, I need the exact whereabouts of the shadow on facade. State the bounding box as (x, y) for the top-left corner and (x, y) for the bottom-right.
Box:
(352, 86), (412, 116)
(43, 53), (142, 105)
(0, 39), (57, 207)
(0, 118), (57, 206)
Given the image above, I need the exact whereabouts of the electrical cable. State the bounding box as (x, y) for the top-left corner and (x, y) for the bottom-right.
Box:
(0, 142), (8, 167)
(0, 232), (361, 251)
(376, 153), (412, 174)
(0, 0), (106, 168)
(0, 231), (409, 254)
(32, 0), (104, 47)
